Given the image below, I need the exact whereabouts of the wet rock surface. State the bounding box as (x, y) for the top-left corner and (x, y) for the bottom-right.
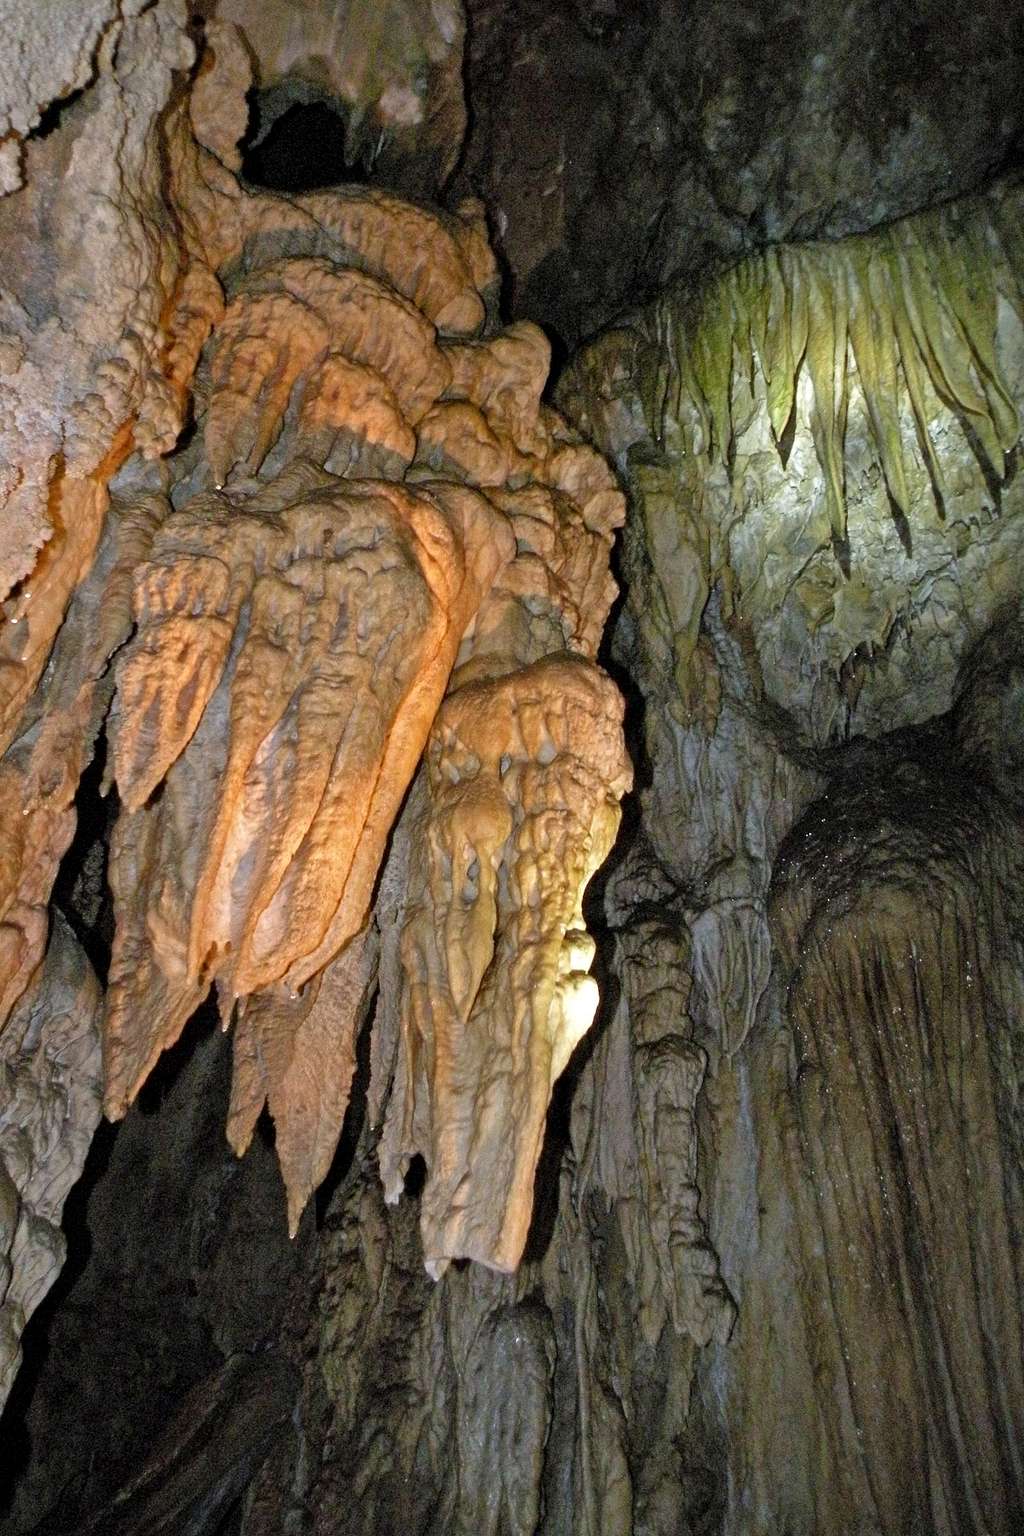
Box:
(459, 0), (1024, 347)
(2, 3), (1024, 1534)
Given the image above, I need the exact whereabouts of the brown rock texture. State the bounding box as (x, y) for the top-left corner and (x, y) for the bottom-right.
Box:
(746, 740), (1024, 1532)
(0, 0), (206, 753)
(380, 657), (630, 1273)
(91, 151), (629, 1249)
(0, 0), (630, 1385)
(0, 496), (163, 1040)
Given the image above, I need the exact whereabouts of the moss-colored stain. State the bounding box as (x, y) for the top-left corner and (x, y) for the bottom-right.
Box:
(646, 177), (1024, 542)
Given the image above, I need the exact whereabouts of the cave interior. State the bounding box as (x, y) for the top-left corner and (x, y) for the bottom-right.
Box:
(1, 2), (1024, 1534)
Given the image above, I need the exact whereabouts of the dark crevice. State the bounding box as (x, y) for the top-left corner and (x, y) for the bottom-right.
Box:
(240, 99), (366, 193)
(32, 86), (89, 140)
(135, 993), (220, 1117)
(51, 736), (117, 983)
(314, 988), (376, 1224)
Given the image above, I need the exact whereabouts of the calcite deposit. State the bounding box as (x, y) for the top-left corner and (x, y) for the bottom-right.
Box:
(380, 657), (630, 1273)
(0, 0), (630, 1383)
(751, 733), (1024, 1533)
(0, 913), (102, 1406)
(4, 4), (1024, 1534)
(563, 175), (1024, 737)
(558, 172), (1024, 1534)
(458, 0), (1024, 344)
(95, 176), (629, 1260)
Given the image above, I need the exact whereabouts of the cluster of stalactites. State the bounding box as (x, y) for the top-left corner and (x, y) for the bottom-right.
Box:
(97, 161), (630, 1265)
(634, 177), (1024, 543)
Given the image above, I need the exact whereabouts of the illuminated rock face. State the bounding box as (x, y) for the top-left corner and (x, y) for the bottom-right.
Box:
(0, 4), (629, 1373)
(104, 470), (513, 1102)
(381, 657), (630, 1274)
(564, 187), (1024, 1533)
(563, 177), (1024, 739)
(459, 0), (1024, 346)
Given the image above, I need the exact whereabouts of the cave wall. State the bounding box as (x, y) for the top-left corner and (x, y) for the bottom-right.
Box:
(457, 0), (1024, 346)
(562, 172), (1024, 1532)
(2, 3), (1024, 1534)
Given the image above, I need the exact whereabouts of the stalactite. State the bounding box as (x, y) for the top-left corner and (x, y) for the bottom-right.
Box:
(646, 179), (1024, 534)
(379, 657), (630, 1274)
(0, 495), (164, 1028)
(0, 7), (631, 1397)
(8, 8), (1024, 1534)
(562, 176), (1024, 740)
(557, 156), (1024, 1536)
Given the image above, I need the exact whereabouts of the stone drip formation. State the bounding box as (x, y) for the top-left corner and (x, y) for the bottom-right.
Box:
(0, 19), (629, 1402)
(562, 174), (1024, 1532)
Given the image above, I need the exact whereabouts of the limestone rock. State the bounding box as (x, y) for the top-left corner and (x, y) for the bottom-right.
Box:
(228, 927), (380, 1238)
(0, 0), (213, 758)
(381, 657), (631, 1273)
(188, 19), (253, 173)
(86, 80), (630, 1259)
(103, 465), (513, 1120)
(76, 1353), (301, 1536)
(564, 176), (1024, 742)
(0, 495), (163, 1032)
(5, 4), (1024, 1532)
(548, 163), (1024, 1532)
(0, 1010), (311, 1530)
(0, 0), (119, 193)
(203, 257), (452, 484)
(459, 0), (1024, 344)
(0, 912), (102, 1411)
(724, 698), (1024, 1532)
(219, 0), (467, 194)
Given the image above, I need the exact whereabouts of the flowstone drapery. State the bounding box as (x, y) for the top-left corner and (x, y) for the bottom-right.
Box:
(563, 174), (1024, 1534)
(0, 10), (629, 1408)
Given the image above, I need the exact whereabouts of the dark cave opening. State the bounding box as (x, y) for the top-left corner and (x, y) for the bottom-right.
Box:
(50, 736), (117, 983)
(240, 99), (366, 193)
(0, 993), (313, 1535)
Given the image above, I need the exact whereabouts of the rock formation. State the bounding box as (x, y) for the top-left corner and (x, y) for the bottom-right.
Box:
(3, 3), (1024, 1535)
(560, 168), (1024, 1533)
(380, 656), (630, 1274)
(217, 0), (466, 194)
(0, 0), (629, 1417)
(457, 0), (1024, 344)
(0, 912), (102, 1409)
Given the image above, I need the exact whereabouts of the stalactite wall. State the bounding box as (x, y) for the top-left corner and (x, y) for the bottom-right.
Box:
(0, 0), (630, 1418)
(563, 176), (1024, 1534)
(2, 4), (1024, 1535)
